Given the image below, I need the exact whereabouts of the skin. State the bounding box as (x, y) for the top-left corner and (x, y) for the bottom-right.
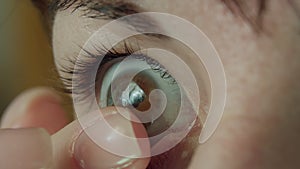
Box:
(1, 0), (300, 169)
(53, 0), (300, 168)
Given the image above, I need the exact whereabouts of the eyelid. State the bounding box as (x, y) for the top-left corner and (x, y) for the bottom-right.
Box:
(57, 41), (173, 101)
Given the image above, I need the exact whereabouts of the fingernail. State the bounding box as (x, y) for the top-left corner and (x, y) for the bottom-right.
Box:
(73, 107), (150, 169)
(0, 128), (52, 169)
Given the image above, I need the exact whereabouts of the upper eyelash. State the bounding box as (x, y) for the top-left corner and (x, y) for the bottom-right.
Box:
(133, 54), (174, 81)
(57, 41), (175, 99)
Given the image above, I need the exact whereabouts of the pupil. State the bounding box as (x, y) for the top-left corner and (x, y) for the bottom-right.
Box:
(121, 82), (146, 107)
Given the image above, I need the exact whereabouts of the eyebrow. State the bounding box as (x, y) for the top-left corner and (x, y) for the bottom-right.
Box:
(49, 0), (142, 20)
(47, 0), (166, 37)
(49, 0), (268, 34)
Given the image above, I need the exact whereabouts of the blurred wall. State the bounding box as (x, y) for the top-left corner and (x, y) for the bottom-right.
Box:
(0, 0), (54, 114)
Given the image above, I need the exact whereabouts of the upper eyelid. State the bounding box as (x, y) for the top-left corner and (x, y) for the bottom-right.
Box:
(57, 40), (174, 96)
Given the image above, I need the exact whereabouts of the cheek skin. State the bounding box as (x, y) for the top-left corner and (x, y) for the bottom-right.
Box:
(173, 1), (300, 168)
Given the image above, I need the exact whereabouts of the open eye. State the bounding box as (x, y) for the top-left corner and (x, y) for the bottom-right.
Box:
(93, 48), (202, 168)
(97, 54), (182, 137)
(66, 38), (204, 169)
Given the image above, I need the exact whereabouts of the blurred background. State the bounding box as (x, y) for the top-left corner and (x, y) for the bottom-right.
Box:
(0, 0), (54, 115)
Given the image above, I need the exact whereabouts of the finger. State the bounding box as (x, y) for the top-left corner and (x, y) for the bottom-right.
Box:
(1, 87), (70, 134)
(52, 107), (150, 169)
(0, 128), (52, 169)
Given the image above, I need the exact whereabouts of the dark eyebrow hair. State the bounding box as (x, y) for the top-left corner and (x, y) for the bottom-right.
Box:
(56, 0), (166, 36)
(49, 0), (142, 20)
(32, 0), (166, 37)
(35, 0), (268, 33)
(33, 0), (299, 35)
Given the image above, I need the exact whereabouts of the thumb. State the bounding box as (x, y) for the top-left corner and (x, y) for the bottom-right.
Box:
(52, 107), (150, 169)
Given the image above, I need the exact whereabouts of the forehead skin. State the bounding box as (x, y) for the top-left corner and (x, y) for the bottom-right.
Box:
(52, 0), (300, 168)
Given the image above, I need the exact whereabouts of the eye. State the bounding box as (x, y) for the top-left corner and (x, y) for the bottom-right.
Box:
(62, 41), (203, 169)
(97, 53), (182, 137)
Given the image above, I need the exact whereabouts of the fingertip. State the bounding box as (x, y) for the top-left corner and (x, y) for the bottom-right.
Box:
(73, 107), (150, 169)
(51, 107), (150, 169)
(1, 87), (70, 134)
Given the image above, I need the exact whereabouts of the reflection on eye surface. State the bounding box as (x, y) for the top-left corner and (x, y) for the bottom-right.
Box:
(120, 81), (147, 108)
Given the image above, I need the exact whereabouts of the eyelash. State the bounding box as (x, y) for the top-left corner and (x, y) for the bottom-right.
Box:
(57, 41), (175, 98)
